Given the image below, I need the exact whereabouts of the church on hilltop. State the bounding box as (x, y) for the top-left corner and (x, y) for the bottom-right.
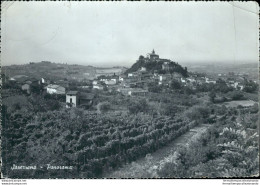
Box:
(126, 49), (188, 77)
(146, 49), (159, 61)
(141, 49), (171, 64)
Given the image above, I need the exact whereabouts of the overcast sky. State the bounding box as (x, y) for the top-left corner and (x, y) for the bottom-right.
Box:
(1, 1), (259, 67)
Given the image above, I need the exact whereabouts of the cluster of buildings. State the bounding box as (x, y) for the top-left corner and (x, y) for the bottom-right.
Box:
(7, 50), (256, 108)
(7, 75), (94, 109)
(87, 50), (188, 94)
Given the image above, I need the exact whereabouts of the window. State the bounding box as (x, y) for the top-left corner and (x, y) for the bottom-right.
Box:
(70, 98), (72, 104)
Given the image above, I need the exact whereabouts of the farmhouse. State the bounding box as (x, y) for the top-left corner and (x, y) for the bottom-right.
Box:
(93, 84), (104, 90)
(66, 91), (95, 108)
(66, 91), (79, 108)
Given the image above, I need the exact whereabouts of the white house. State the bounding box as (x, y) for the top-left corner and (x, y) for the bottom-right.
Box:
(92, 80), (98, 85)
(119, 76), (124, 82)
(237, 83), (244, 91)
(231, 82), (239, 88)
(159, 75), (166, 82)
(187, 78), (196, 83)
(128, 73), (133, 77)
(140, 67), (147, 72)
(66, 91), (79, 108)
(105, 80), (116, 85)
(93, 84), (104, 90)
(46, 84), (65, 94)
(205, 77), (216, 84)
(181, 78), (186, 83)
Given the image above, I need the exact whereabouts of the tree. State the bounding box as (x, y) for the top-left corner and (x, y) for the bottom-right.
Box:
(163, 104), (179, 117)
(139, 55), (145, 60)
(209, 91), (216, 103)
(184, 86), (194, 95)
(230, 91), (244, 100)
(243, 80), (258, 93)
(170, 80), (181, 90)
(30, 83), (43, 94)
(148, 82), (161, 93)
(97, 102), (111, 113)
(128, 99), (148, 114)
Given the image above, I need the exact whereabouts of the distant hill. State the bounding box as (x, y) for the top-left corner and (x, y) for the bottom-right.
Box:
(185, 62), (258, 80)
(125, 51), (188, 77)
(2, 61), (127, 82)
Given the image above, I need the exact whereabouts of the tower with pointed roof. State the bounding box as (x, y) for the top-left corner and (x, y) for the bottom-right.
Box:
(147, 49), (159, 61)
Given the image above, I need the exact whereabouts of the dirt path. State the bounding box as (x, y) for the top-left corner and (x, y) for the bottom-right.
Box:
(103, 124), (211, 178)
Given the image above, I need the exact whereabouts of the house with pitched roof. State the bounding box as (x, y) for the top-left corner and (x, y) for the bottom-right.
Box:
(46, 84), (65, 94)
(66, 91), (95, 108)
(66, 91), (79, 108)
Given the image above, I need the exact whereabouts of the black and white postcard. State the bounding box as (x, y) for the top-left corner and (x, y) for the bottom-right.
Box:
(1, 1), (259, 180)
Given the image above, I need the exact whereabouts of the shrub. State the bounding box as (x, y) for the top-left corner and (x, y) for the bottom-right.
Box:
(97, 102), (111, 113)
(128, 99), (148, 114)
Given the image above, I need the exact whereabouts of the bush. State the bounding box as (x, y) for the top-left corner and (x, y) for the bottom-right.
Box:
(229, 91), (245, 100)
(209, 91), (216, 103)
(170, 80), (181, 90)
(184, 86), (194, 95)
(47, 100), (61, 111)
(97, 102), (111, 113)
(186, 105), (210, 121)
(163, 104), (179, 117)
(128, 99), (148, 114)
(243, 80), (258, 93)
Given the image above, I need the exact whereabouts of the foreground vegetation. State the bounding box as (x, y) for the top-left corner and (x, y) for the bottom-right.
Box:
(158, 104), (259, 178)
(1, 75), (258, 178)
(1, 81), (214, 178)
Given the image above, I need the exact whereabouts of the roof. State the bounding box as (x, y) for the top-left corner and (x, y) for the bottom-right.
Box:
(47, 84), (64, 89)
(80, 93), (94, 100)
(130, 88), (148, 93)
(22, 83), (30, 87)
(66, 91), (78, 95)
(93, 84), (103, 87)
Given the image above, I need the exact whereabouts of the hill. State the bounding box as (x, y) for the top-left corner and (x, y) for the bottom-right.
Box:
(2, 61), (127, 82)
(125, 51), (188, 77)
